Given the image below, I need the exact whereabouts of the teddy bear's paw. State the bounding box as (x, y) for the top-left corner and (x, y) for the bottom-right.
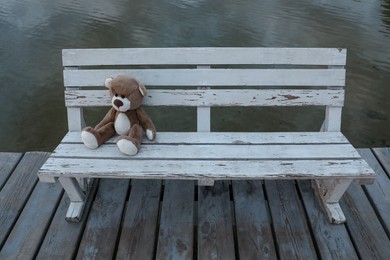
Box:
(81, 130), (99, 149)
(117, 139), (139, 156)
(146, 129), (155, 140)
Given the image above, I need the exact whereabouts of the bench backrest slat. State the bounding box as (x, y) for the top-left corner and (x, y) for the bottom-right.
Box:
(65, 89), (345, 107)
(64, 68), (345, 87)
(63, 48), (346, 66)
(62, 47), (346, 132)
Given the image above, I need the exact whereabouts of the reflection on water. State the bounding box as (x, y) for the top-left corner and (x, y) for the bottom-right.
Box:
(382, 0), (390, 31)
(0, 0), (389, 151)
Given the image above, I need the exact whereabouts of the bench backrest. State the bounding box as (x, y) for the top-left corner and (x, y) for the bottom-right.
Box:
(63, 47), (346, 133)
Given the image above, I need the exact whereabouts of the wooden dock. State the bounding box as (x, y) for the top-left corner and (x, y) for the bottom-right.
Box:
(1, 148), (390, 259)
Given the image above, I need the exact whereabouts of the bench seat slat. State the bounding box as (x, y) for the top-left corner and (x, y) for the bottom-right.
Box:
(65, 89), (345, 107)
(62, 48), (346, 66)
(63, 132), (351, 145)
(52, 143), (361, 160)
(64, 69), (345, 87)
(38, 158), (374, 180)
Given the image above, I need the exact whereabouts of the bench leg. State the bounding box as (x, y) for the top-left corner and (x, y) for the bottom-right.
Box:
(58, 177), (97, 223)
(76, 177), (88, 191)
(311, 179), (352, 224)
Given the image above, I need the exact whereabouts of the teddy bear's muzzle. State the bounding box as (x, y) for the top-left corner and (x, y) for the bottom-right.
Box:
(114, 99), (123, 108)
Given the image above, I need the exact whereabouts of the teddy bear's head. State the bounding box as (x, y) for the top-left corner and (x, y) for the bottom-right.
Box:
(104, 75), (147, 112)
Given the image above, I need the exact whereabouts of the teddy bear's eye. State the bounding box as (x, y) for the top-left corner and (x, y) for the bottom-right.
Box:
(121, 95), (125, 99)
(114, 94), (118, 97)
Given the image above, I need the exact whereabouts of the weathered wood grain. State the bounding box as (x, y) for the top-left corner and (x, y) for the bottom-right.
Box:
(297, 180), (358, 260)
(198, 181), (235, 260)
(265, 180), (318, 259)
(39, 158), (374, 181)
(322, 106), (343, 131)
(340, 184), (390, 259)
(357, 148), (390, 236)
(61, 131), (351, 145)
(372, 147), (390, 178)
(62, 48), (346, 66)
(0, 153), (22, 190)
(0, 152), (49, 248)
(196, 65), (211, 133)
(0, 181), (63, 259)
(51, 143), (362, 160)
(64, 68), (345, 87)
(76, 179), (129, 259)
(156, 180), (195, 260)
(65, 89), (345, 107)
(62, 179), (98, 223)
(66, 107), (84, 131)
(58, 177), (85, 202)
(116, 180), (161, 260)
(232, 180), (277, 259)
(36, 194), (92, 260)
(311, 179), (353, 224)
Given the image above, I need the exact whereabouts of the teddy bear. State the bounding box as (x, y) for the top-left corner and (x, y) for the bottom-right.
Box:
(81, 75), (156, 155)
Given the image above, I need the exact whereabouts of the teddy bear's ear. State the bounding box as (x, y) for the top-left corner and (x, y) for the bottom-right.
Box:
(138, 83), (147, 96)
(104, 77), (113, 88)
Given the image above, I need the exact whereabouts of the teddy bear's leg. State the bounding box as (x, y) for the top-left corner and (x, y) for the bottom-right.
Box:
(116, 124), (143, 155)
(81, 122), (115, 149)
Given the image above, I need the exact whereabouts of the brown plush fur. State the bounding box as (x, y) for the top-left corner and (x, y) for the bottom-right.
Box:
(81, 75), (156, 155)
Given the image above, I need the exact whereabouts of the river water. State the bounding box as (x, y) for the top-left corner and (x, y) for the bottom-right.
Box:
(0, 0), (389, 151)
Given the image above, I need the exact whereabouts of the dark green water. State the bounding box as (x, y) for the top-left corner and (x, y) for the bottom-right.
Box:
(0, 0), (389, 152)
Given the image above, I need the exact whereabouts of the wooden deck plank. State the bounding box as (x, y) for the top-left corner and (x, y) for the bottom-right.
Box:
(76, 179), (129, 259)
(156, 180), (195, 260)
(372, 147), (390, 178)
(198, 181), (235, 260)
(36, 194), (91, 260)
(0, 149), (389, 259)
(297, 180), (359, 260)
(357, 149), (390, 236)
(0, 153), (22, 190)
(0, 181), (62, 259)
(340, 183), (390, 259)
(116, 180), (162, 260)
(264, 180), (318, 259)
(232, 180), (277, 259)
(0, 152), (49, 248)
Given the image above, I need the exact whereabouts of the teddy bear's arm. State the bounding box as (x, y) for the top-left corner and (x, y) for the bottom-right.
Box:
(136, 107), (156, 141)
(94, 108), (116, 130)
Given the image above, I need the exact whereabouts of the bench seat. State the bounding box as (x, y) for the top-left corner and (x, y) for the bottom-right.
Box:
(38, 132), (374, 182)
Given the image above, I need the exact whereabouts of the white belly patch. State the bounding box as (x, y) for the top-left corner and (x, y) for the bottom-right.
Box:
(115, 113), (131, 135)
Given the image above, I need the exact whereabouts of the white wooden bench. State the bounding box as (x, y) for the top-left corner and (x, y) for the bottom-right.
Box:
(38, 47), (375, 224)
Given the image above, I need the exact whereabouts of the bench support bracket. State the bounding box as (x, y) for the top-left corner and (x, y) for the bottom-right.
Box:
(312, 179), (352, 224)
(198, 178), (215, 186)
(59, 177), (98, 222)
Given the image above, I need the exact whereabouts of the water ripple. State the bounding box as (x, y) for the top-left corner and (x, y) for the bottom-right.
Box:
(0, 0), (389, 151)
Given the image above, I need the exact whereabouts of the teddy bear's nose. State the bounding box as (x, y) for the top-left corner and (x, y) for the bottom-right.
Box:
(114, 99), (123, 108)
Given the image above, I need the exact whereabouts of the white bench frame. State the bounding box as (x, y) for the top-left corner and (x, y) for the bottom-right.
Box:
(38, 47), (375, 224)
